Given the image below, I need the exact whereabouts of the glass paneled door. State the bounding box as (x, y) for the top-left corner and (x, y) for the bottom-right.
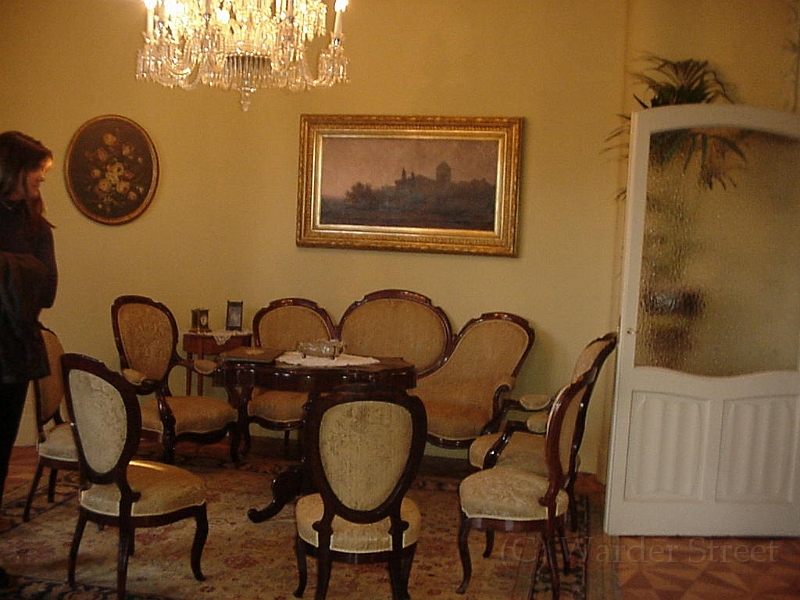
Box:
(605, 104), (800, 536)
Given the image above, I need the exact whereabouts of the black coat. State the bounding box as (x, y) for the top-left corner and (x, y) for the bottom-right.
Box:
(0, 201), (57, 384)
(0, 252), (50, 382)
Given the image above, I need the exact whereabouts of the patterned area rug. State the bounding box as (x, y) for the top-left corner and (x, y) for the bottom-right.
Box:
(0, 447), (592, 599)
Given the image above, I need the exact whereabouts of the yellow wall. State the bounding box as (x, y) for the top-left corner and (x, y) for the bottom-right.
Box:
(2, 0), (795, 471)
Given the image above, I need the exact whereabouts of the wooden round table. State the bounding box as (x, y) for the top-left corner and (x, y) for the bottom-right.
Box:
(214, 352), (416, 522)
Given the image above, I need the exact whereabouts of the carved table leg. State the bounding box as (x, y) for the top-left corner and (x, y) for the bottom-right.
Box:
(247, 466), (313, 522)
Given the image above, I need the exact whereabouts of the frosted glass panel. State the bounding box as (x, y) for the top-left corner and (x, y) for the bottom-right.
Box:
(635, 128), (800, 376)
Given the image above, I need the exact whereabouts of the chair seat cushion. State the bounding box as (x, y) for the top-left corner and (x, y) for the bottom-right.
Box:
(468, 432), (547, 472)
(140, 396), (237, 435)
(80, 460), (206, 517)
(38, 423), (79, 461)
(422, 401), (491, 442)
(459, 466), (568, 521)
(295, 493), (421, 553)
(248, 389), (308, 423)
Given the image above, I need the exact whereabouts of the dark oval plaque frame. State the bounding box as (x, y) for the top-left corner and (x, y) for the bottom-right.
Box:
(65, 114), (159, 225)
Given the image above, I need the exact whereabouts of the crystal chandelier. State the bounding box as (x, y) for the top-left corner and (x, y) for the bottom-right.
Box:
(136, 0), (350, 111)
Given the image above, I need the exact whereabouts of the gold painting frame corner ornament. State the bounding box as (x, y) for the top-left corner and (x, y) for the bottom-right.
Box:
(65, 114), (159, 225)
(296, 114), (522, 256)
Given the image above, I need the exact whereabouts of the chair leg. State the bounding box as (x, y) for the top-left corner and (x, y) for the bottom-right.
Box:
(68, 509), (88, 586)
(544, 524), (561, 600)
(390, 545), (415, 600)
(400, 545), (416, 589)
(23, 461), (45, 522)
(315, 547), (332, 600)
(556, 515), (571, 574)
(483, 530), (495, 558)
(162, 442), (176, 464)
(47, 467), (59, 502)
(293, 536), (307, 598)
(117, 525), (134, 600)
(242, 420), (253, 456)
(229, 427), (241, 465)
(456, 514), (473, 594)
(191, 505), (208, 581)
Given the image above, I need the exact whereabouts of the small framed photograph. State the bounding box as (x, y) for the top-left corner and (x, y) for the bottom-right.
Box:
(191, 308), (210, 332)
(226, 301), (243, 331)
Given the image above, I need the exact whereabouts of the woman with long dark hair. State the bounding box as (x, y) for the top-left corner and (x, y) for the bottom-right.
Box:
(0, 131), (57, 588)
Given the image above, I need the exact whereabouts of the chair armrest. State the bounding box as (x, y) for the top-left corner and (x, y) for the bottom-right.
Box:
(176, 356), (218, 376)
(192, 358), (218, 375)
(525, 411), (548, 435)
(519, 393), (552, 411)
(482, 420), (528, 469)
(121, 368), (159, 395)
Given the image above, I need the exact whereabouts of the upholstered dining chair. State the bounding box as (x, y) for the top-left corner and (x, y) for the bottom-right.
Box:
(338, 289), (453, 378)
(23, 328), (80, 522)
(61, 353), (208, 600)
(111, 295), (239, 464)
(246, 297), (337, 455)
(467, 332), (617, 527)
(456, 372), (595, 600)
(412, 312), (534, 449)
(293, 383), (428, 600)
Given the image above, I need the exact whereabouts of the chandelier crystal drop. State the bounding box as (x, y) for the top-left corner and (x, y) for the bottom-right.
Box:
(136, 0), (350, 111)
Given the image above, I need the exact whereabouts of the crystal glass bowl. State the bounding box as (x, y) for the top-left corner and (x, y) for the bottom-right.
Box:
(297, 339), (346, 359)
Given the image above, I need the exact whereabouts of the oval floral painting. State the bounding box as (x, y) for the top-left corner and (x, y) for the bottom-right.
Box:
(65, 115), (159, 225)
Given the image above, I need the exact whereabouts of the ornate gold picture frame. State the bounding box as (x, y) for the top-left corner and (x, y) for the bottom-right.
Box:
(297, 115), (522, 256)
(65, 115), (159, 225)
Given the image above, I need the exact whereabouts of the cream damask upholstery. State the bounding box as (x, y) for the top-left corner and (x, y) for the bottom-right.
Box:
(62, 353), (208, 600)
(469, 332), (617, 466)
(414, 312), (534, 449)
(456, 374), (594, 600)
(467, 333), (617, 529)
(111, 295), (239, 464)
(338, 289), (453, 378)
(294, 384), (427, 600)
(23, 329), (80, 522)
(246, 298), (336, 455)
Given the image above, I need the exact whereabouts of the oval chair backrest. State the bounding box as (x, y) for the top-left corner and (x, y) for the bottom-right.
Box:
(305, 384), (427, 522)
(338, 290), (453, 377)
(253, 298), (336, 351)
(545, 371), (594, 488)
(320, 401), (412, 511)
(63, 354), (141, 482)
(112, 296), (177, 382)
(429, 313), (534, 391)
(572, 332), (618, 382)
(37, 329), (66, 424)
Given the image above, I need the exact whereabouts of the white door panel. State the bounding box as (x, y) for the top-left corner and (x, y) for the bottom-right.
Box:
(605, 105), (800, 536)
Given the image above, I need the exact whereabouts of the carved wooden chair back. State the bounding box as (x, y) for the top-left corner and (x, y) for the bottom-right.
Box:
(246, 298), (337, 455)
(111, 295), (239, 464)
(23, 328), (79, 522)
(294, 383), (428, 600)
(414, 312), (534, 448)
(62, 353), (209, 600)
(456, 372), (594, 600)
(338, 289), (453, 378)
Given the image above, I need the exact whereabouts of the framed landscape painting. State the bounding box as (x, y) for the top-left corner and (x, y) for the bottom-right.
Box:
(296, 115), (522, 256)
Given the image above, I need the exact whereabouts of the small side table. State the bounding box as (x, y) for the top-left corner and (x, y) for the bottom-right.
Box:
(182, 330), (253, 395)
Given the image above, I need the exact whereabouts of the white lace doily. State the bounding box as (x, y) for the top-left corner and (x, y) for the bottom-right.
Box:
(276, 351), (379, 368)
